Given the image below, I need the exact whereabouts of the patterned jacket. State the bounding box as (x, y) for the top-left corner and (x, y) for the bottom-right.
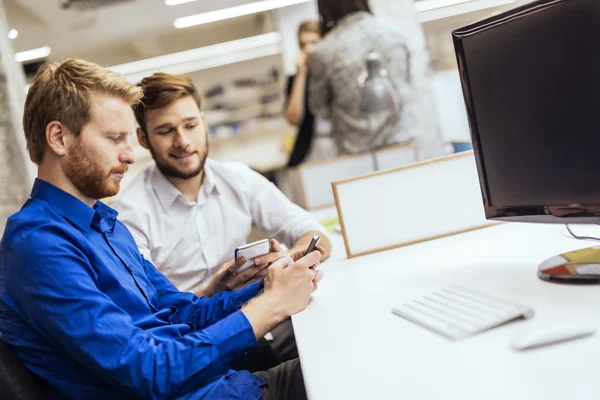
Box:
(308, 11), (414, 155)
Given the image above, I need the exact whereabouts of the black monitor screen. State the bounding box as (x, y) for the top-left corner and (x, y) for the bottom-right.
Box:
(454, 0), (600, 212)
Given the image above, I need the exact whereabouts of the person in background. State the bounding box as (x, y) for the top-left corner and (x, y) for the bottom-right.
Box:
(277, 20), (337, 206)
(0, 58), (323, 400)
(113, 72), (332, 362)
(284, 20), (335, 166)
(309, 0), (443, 158)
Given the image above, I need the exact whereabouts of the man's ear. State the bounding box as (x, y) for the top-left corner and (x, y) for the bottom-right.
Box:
(137, 127), (149, 150)
(45, 121), (68, 157)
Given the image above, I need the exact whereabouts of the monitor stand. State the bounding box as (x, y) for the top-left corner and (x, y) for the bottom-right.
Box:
(538, 246), (600, 284)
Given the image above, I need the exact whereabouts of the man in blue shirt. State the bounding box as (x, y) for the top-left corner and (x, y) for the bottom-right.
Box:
(0, 59), (323, 399)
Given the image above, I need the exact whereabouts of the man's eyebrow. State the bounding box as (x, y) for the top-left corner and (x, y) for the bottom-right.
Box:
(102, 130), (130, 136)
(152, 123), (173, 132)
(152, 117), (198, 132)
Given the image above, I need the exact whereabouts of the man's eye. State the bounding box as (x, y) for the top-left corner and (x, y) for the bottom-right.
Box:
(186, 124), (198, 130)
(109, 136), (122, 143)
(158, 129), (173, 135)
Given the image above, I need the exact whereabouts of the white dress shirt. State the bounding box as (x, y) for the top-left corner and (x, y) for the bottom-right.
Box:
(112, 158), (327, 292)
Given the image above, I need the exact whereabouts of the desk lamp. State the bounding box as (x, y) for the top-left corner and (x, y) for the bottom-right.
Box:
(358, 52), (399, 170)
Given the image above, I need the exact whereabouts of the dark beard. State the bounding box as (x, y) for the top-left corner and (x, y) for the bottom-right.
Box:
(63, 139), (127, 200)
(147, 136), (208, 180)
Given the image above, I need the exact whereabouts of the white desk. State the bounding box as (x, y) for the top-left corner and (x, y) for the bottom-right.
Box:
(292, 222), (600, 400)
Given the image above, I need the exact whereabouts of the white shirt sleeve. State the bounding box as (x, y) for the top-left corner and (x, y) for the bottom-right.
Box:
(233, 164), (328, 248)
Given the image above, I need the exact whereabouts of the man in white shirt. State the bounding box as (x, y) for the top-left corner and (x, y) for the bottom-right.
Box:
(113, 72), (331, 361)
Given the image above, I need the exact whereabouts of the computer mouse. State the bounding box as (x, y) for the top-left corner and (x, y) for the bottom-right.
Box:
(511, 327), (596, 351)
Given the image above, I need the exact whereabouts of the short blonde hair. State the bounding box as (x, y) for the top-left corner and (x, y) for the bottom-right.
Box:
(23, 59), (143, 164)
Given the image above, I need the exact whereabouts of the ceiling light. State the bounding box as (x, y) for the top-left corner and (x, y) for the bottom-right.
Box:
(415, 0), (474, 12)
(417, 0), (515, 21)
(165, 0), (196, 5)
(8, 29), (18, 40)
(15, 46), (51, 63)
(174, 0), (311, 29)
(109, 32), (282, 82)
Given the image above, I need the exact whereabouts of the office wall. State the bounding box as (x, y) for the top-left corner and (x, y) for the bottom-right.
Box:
(0, 0), (31, 235)
(273, 1), (319, 77)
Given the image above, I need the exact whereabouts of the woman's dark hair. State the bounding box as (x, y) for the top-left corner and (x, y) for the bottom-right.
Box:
(317, 0), (373, 36)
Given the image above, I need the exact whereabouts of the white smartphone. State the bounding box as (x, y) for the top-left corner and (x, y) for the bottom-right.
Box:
(234, 239), (270, 273)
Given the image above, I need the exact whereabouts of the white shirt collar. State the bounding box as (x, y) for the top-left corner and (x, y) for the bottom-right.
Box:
(149, 160), (218, 212)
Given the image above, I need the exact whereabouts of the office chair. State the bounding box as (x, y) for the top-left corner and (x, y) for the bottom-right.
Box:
(0, 338), (45, 400)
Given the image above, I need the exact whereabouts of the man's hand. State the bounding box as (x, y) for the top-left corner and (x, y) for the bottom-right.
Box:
(241, 248), (324, 339)
(264, 247), (324, 296)
(253, 239), (288, 270)
(196, 257), (268, 298)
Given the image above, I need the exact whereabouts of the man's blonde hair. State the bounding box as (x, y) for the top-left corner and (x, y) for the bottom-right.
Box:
(23, 59), (143, 164)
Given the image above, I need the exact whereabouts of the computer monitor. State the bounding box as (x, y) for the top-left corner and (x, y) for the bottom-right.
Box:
(452, 0), (600, 284)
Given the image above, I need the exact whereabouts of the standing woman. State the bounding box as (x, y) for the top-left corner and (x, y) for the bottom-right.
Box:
(309, 0), (420, 156)
(277, 20), (337, 207)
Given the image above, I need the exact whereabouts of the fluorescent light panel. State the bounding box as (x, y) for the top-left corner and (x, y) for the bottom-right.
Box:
(174, 0), (311, 29)
(415, 0), (475, 12)
(15, 46), (51, 63)
(417, 0), (515, 21)
(109, 32), (282, 82)
(165, 0), (196, 5)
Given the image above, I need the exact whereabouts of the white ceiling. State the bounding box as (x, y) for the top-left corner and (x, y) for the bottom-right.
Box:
(5, 0), (259, 58)
(4, 0), (531, 69)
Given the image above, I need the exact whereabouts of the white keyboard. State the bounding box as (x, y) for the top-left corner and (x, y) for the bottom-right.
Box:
(392, 286), (534, 340)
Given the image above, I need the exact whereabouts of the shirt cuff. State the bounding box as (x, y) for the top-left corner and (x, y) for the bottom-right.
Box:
(291, 223), (330, 245)
(203, 310), (257, 367)
(229, 280), (262, 308)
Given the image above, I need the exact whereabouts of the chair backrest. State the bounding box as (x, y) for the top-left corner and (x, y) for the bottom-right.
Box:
(373, 142), (418, 171)
(297, 141), (418, 210)
(297, 153), (376, 210)
(0, 339), (45, 400)
(332, 151), (499, 258)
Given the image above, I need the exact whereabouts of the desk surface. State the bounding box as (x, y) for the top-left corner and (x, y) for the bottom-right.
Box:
(292, 222), (600, 400)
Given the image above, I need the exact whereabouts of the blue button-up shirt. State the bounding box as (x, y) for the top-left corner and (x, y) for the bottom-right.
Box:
(0, 179), (266, 399)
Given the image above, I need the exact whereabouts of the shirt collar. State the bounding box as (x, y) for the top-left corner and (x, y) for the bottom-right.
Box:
(199, 161), (218, 204)
(30, 178), (118, 233)
(91, 201), (119, 233)
(150, 160), (219, 212)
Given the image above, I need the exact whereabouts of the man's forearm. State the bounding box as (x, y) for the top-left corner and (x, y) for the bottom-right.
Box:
(241, 293), (287, 339)
(172, 281), (263, 331)
(290, 230), (332, 262)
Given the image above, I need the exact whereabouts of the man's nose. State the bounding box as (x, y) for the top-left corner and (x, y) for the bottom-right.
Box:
(173, 128), (190, 148)
(119, 141), (135, 165)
